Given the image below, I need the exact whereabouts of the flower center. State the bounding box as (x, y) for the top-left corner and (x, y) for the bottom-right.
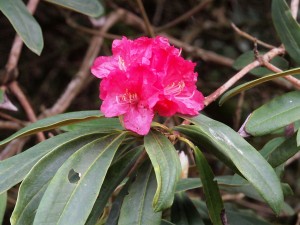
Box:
(116, 89), (139, 104)
(164, 81), (185, 96)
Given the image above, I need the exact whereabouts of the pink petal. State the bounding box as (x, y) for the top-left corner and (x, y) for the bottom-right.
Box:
(123, 105), (154, 135)
(91, 56), (118, 78)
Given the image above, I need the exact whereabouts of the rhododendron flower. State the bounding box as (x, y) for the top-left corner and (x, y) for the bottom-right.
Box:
(91, 36), (204, 135)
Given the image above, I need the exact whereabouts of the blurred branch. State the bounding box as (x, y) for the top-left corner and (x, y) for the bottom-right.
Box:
(40, 9), (126, 118)
(4, 0), (45, 144)
(155, 0), (212, 32)
(136, 0), (155, 37)
(204, 47), (285, 105)
(231, 23), (276, 49)
(0, 121), (22, 130)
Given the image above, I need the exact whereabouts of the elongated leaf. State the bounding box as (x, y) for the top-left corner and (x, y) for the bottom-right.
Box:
(194, 147), (224, 225)
(0, 89), (3, 104)
(260, 137), (286, 158)
(233, 51), (288, 76)
(119, 163), (162, 225)
(171, 192), (205, 225)
(144, 131), (181, 211)
(219, 67), (300, 105)
(11, 134), (103, 225)
(0, 110), (103, 146)
(161, 220), (175, 225)
(0, 128), (103, 194)
(61, 118), (123, 132)
(297, 128), (300, 146)
(33, 133), (126, 225)
(272, 0), (300, 65)
(85, 146), (143, 225)
(245, 91), (300, 136)
(0, 0), (43, 55)
(44, 0), (104, 17)
(176, 114), (283, 214)
(267, 133), (300, 167)
(0, 192), (7, 225)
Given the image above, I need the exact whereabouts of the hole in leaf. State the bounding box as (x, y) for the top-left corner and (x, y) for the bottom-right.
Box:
(68, 169), (81, 183)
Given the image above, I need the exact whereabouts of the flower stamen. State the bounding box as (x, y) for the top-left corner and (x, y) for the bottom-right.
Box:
(116, 89), (139, 104)
(164, 81), (185, 96)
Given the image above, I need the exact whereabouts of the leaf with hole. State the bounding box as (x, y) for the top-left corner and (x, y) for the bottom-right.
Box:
(44, 0), (104, 17)
(0, 129), (104, 195)
(0, 110), (103, 146)
(176, 114), (284, 214)
(85, 145), (143, 225)
(33, 132), (126, 225)
(10, 133), (103, 225)
(144, 131), (181, 212)
(0, 0), (43, 55)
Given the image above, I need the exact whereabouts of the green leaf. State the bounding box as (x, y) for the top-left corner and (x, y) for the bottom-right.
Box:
(245, 91), (300, 136)
(171, 192), (205, 225)
(219, 67), (300, 105)
(272, 0), (300, 65)
(176, 114), (284, 214)
(44, 0), (104, 17)
(33, 132), (126, 225)
(0, 110), (103, 146)
(85, 146), (143, 225)
(161, 220), (175, 225)
(267, 133), (300, 167)
(0, 128), (103, 194)
(260, 137), (286, 158)
(144, 131), (181, 212)
(193, 147), (224, 225)
(11, 133), (103, 225)
(233, 51), (288, 76)
(0, 0), (43, 55)
(61, 118), (123, 132)
(226, 210), (271, 225)
(297, 128), (300, 146)
(0, 90), (4, 104)
(119, 162), (162, 225)
(0, 192), (7, 225)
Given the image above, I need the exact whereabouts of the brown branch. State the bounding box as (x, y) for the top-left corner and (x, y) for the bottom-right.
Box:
(9, 81), (45, 141)
(0, 137), (29, 160)
(231, 23), (276, 49)
(0, 121), (22, 130)
(204, 47), (286, 105)
(40, 9), (126, 118)
(135, 0), (155, 37)
(155, 0), (212, 32)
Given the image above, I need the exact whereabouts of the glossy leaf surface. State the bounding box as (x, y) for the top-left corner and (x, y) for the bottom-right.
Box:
(0, 110), (103, 146)
(176, 114), (283, 214)
(0, 192), (6, 225)
(246, 91), (300, 136)
(33, 133), (126, 225)
(45, 0), (104, 17)
(144, 131), (181, 212)
(0, 0), (43, 55)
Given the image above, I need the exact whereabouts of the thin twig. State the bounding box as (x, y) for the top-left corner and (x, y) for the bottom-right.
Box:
(0, 112), (26, 126)
(155, 0), (212, 32)
(263, 61), (300, 89)
(9, 82), (45, 141)
(204, 47), (285, 105)
(135, 0), (155, 37)
(231, 23), (276, 49)
(0, 121), (22, 130)
(40, 9), (126, 118)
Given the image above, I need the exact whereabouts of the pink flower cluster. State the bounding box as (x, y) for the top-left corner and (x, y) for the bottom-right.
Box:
(91, 36), (204, 135)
